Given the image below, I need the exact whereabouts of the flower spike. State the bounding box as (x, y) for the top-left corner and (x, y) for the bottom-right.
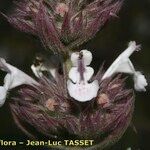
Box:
(102, 41), (148, 91)
(0, 0), (147, 149)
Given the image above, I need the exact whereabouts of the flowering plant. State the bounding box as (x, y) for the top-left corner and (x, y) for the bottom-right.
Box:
(0, 0), (148, 149)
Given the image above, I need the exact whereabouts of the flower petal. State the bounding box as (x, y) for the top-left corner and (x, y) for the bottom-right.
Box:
(31, 64), (44, 78)
(31, 64), (56, 78)
(69, 67), (94, 83)
(84, 67), (94, 81)
(67, 80), (99, 102)
(71, 50), (92, 67)
(134, 71), (148, 91)
(3, 74), (13, 90)
(81, 50), (93, 66)
(114, 59), (135, 74)
(102, 41), (139, 80)
(68, 67), (79, 83)
(71, 52), (80, 67)
(3, 65), (37, 89)
(49, 68), (56, 79)
(0, 87), (7, 107)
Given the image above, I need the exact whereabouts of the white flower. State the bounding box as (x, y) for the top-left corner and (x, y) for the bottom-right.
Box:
(102, 41), (148, 91)
(31, 64), (56, 78)
(0, 58), (38, 107)
(67, 50), (99, 102)
(31, 54), (57, 78)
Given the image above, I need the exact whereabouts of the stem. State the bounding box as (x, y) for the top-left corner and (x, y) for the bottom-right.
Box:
(62, 49), (72, 75)
(64, 58), (72, 74)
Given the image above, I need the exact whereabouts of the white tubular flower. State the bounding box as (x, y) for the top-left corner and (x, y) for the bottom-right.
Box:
(102, 41), (148, 91)
(31, 54), (57, 78)
(31, 64), (56, 78)
(0, 58), (38, 107)
(31, 64), (43, 78)
(67, 50), (99, 102)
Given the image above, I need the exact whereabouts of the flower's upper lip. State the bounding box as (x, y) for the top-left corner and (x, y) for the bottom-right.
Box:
(79, 51), (83, 59)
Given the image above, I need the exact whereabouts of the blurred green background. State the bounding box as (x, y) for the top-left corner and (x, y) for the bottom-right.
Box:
(0, 0), (150, 149)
